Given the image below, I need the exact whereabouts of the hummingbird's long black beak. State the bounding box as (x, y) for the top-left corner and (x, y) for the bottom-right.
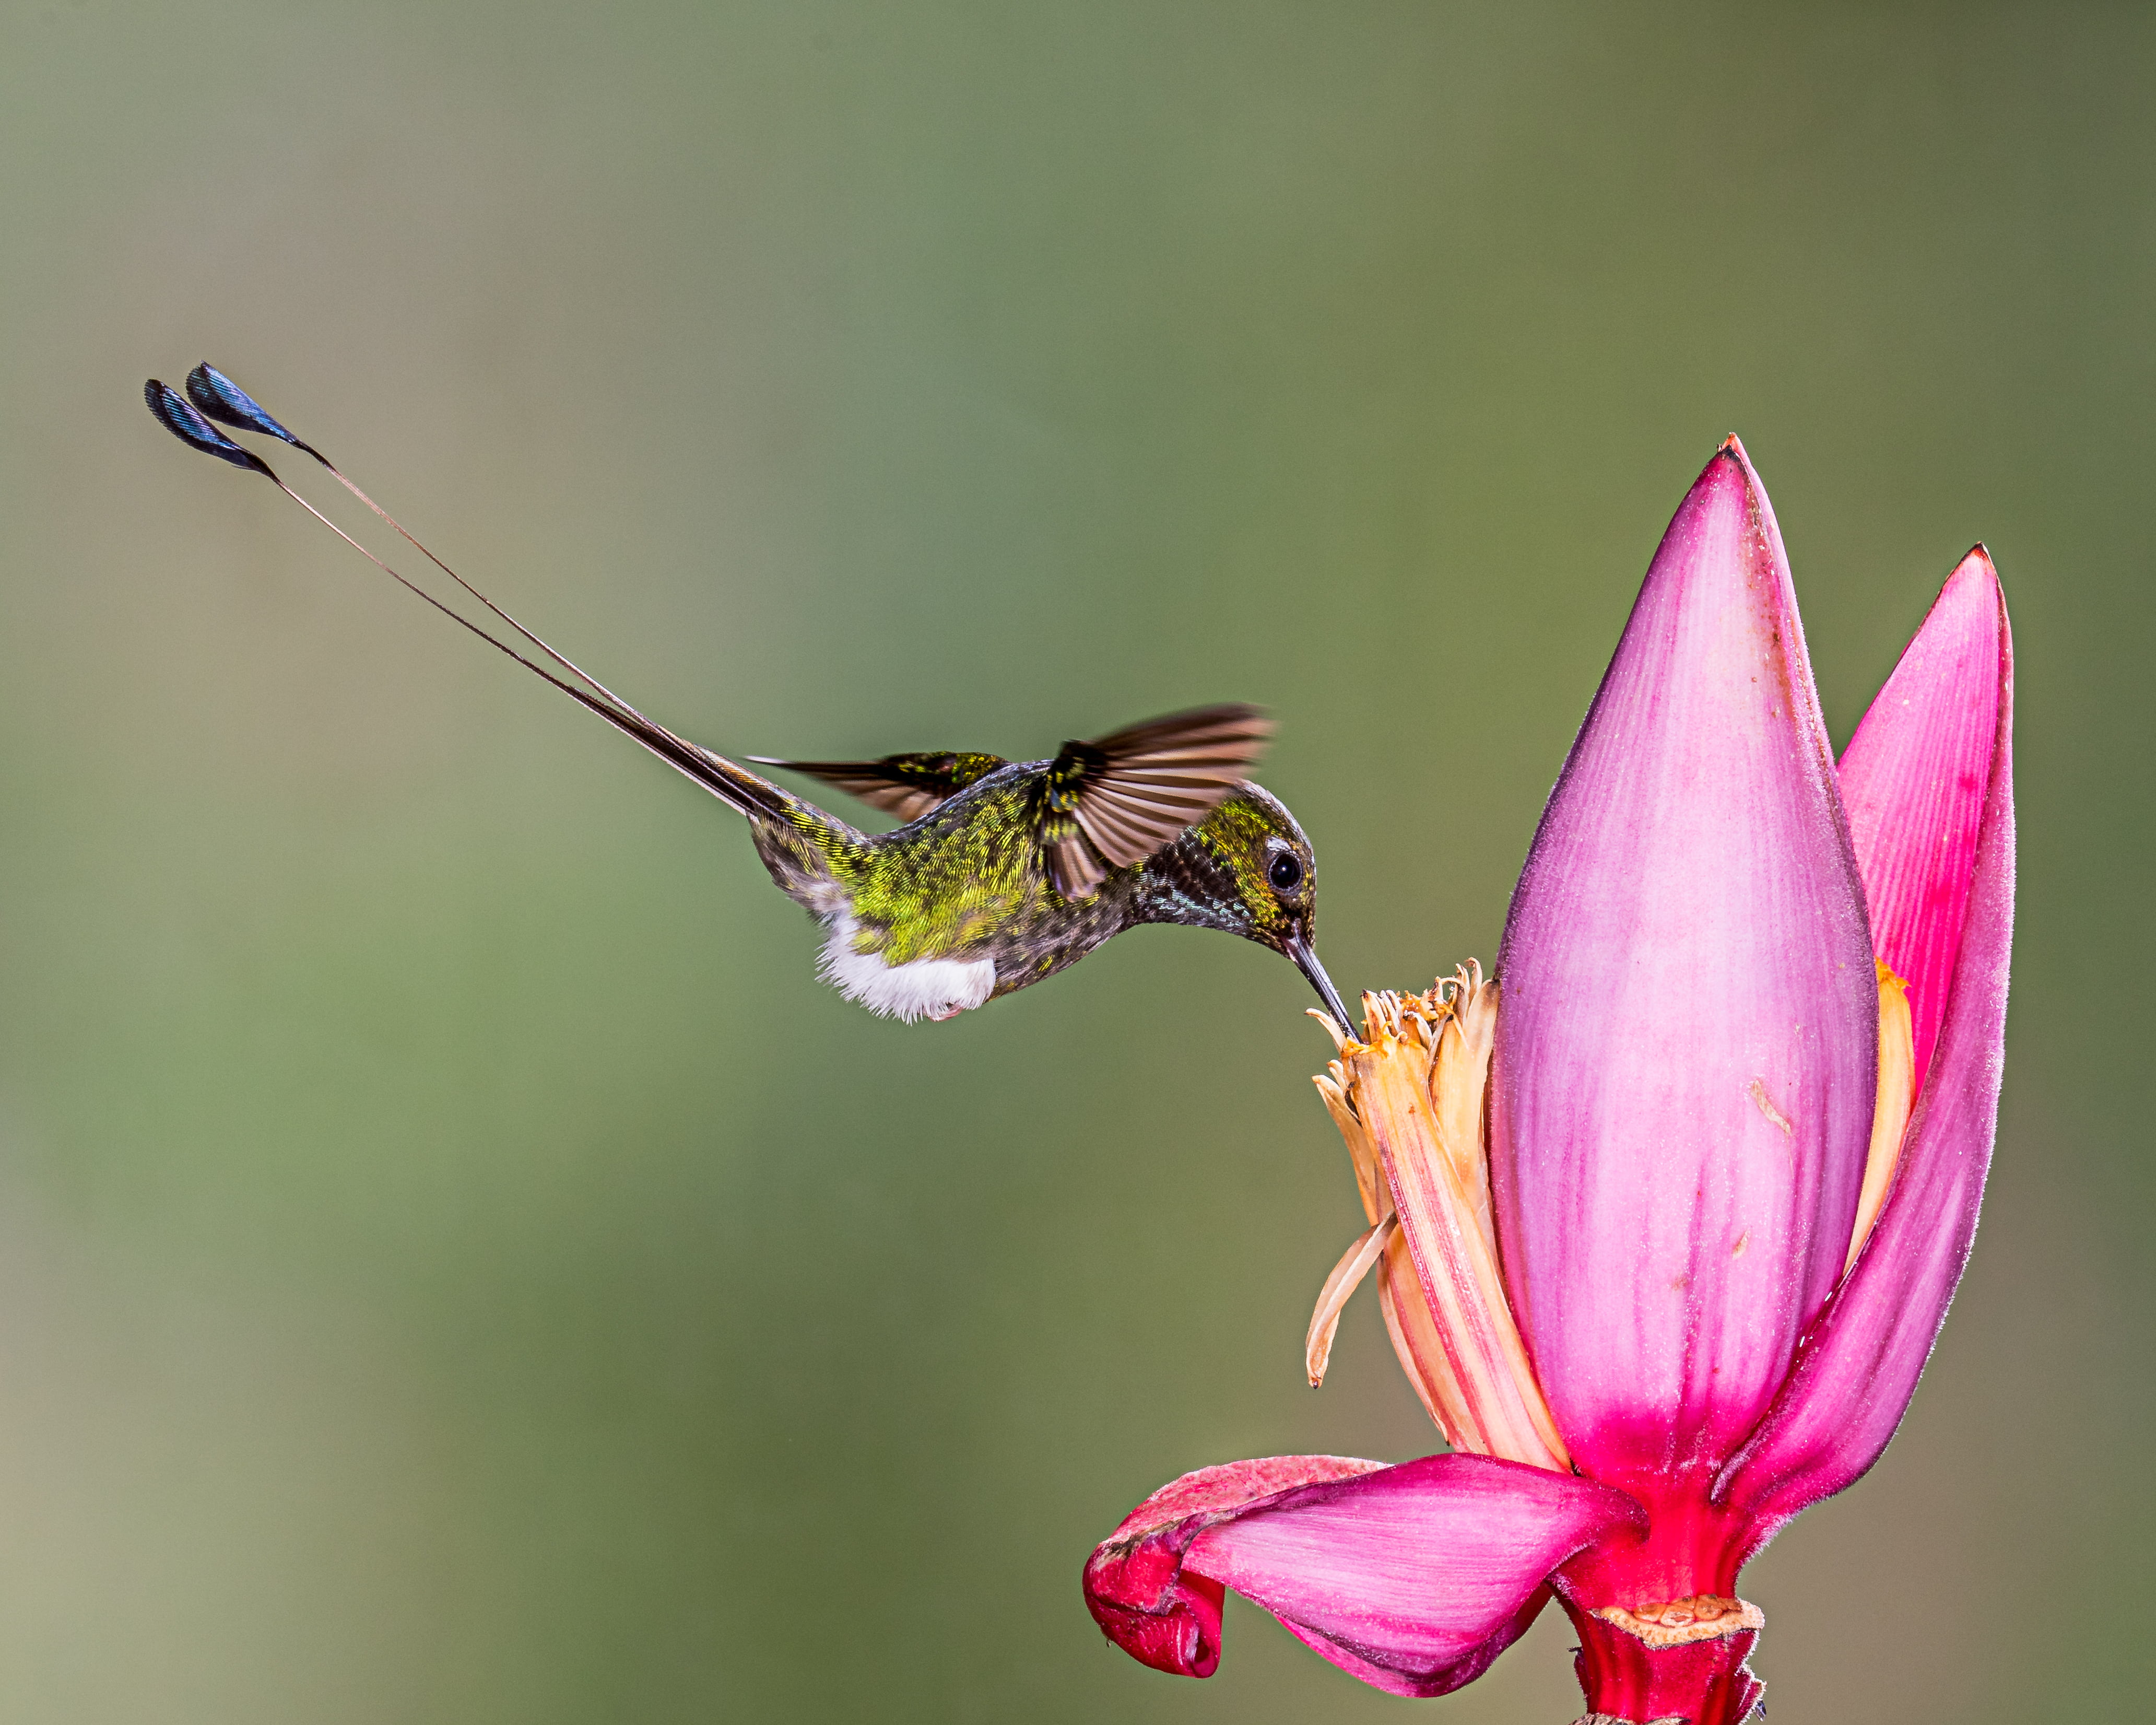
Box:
(1285, 932), (1354, 1034)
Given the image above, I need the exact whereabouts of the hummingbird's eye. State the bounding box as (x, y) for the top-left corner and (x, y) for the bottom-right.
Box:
(1267, 852), (1304, 894)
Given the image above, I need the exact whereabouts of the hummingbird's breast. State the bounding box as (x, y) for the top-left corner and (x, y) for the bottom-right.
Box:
(813, 910), (998, 1022)
(809, 765), (1145, 1017)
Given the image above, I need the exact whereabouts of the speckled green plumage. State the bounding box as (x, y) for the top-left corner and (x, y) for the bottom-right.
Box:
(740, 759), (1332, 1009)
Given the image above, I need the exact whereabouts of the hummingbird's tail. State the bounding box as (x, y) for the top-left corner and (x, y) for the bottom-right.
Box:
(145, 372), (797, 825)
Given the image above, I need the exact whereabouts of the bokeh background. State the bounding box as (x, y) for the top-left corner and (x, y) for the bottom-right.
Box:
(1, 4), (2148, 1720)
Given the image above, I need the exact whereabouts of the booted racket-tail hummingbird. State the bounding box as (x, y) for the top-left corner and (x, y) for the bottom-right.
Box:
(144, 368), (1351, 1025)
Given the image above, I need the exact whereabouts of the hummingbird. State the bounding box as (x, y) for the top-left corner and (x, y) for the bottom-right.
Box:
(144, 367), (1352, 1026)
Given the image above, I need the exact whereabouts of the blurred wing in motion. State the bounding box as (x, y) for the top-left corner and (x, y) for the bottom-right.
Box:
(1037, 703), (1273, 898)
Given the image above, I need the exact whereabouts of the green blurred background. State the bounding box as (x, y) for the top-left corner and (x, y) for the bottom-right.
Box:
(0, 4), (2148, 1720)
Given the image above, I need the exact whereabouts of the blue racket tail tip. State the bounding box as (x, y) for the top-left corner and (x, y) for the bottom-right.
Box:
(185, 363), (328, 465)
(144, 379), (279, 478)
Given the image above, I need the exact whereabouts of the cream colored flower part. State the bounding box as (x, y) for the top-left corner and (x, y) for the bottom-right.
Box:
(1591, 1594), (1764, 1648)
(1311, 964), (1569, 1472)
(1846, 959), (1916, 1273)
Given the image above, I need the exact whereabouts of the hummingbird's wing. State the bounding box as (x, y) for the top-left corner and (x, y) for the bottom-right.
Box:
(744, 751), (1009, 823)
(1038, 703), (1274, 899)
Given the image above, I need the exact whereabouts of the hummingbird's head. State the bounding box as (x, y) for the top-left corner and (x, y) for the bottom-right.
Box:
(1139, 785), (1352, 1024)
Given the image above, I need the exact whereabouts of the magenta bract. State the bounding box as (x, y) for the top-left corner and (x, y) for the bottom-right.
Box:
(1086, 1453), (1641, 1697)
(1085, 441), (2015, 1723)
(1492, 442), (1879, 1493)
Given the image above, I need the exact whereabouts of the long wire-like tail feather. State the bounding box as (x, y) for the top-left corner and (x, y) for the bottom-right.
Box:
(261, 475), (787, 818)
(309, 452), (658, 724)
(150, 372), (794, 822)
(184, 363), (657, 727)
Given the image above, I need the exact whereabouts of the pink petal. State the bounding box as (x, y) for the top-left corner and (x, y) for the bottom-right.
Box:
(1084, 1453), (1643, 1698)
(1837, 549), (2005, 1092)
(1490, 440), (1879, 1487)
(1716, 557), (2012, 1536)
(1084, 1456), (1385, 1682)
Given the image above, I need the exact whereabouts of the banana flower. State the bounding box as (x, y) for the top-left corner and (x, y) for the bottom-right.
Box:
(1083, 440), (2014, 1724)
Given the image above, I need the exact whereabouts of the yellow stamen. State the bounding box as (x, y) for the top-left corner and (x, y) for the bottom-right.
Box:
(1315, 1039), (1470, 1438)
(1314, 1051), (1386, 1227)
(1305, 1211), (1397, 1387)
(1309, 964), (1570, 1472)
(1846, 959), (1916, 1273)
